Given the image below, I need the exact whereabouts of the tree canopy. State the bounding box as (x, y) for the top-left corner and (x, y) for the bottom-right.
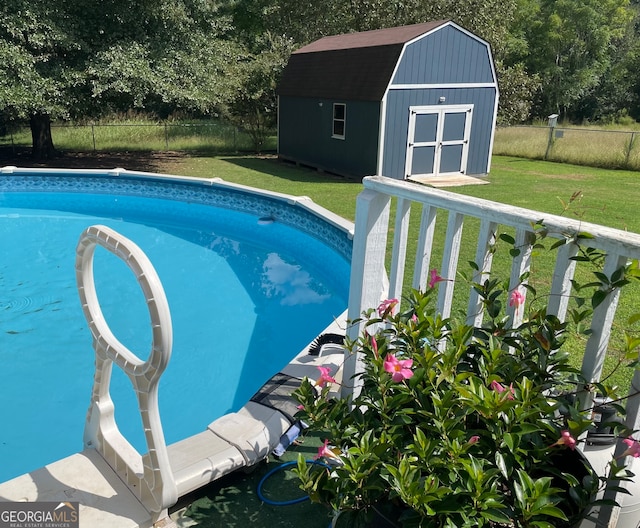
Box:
(1, 0), (640, 157)
(0, 0), (241, 157)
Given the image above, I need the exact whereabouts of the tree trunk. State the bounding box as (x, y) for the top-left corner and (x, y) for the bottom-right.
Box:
(30, 113), (56, 160)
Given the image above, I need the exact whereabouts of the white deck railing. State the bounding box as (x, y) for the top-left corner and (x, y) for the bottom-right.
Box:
(344, 175), (640, 527)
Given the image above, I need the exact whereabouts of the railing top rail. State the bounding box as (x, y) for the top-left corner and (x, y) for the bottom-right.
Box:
(362, 176), (640, 258)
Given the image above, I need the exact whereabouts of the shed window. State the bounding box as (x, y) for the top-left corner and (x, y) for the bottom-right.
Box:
(332, 103), (346, 139)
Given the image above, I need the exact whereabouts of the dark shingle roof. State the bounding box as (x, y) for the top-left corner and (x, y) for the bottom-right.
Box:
(278, 21), (449, 101)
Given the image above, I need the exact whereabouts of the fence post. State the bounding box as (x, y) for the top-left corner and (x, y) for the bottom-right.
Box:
(164, 123), (169, 150)
(91, 124), (96, 152)
(625, 131), (637, 169)
(544, 114), (559, 160)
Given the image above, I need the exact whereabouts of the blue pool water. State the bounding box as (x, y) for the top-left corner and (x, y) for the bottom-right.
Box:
(0, 185), (350, 482)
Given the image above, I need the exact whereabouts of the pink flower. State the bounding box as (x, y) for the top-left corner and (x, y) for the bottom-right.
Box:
(428, 268), (445, 289)
(383, 353), (414, 382)
(377, 298), (399, 318)
(316, 439), (331, 459)
(622, 437), (640, 458)
(490, 380), (515, 400)
(315, 439), (341, 461)
(509, 288), (525, 314)
(296, 404), (304, 411)
(316, 366), (336, 387)
(553, 430), (577, 450)
(468, 435), (480, 445)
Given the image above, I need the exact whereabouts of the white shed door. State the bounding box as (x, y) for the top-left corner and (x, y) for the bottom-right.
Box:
(405, 105), (473, 179)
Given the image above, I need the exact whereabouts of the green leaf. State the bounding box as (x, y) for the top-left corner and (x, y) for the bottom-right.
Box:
(592, 289), (608, 308)
(502, 433), (515, 451)
(499, 233), (516, 245)
(480, 508), (511, 524)
(495, 452), (509, 479)
(532, 505), (568, 520)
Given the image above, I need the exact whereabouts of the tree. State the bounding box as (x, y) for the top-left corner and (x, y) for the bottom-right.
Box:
(230, 0), (538, 125)
(0, 0), (241, 158)
(573, 1), (640, 123)
(0, 2), (76, 158)
(495, 61), (541, 125)
(521, 0), (632, 119)
(220, 33), (295, 152)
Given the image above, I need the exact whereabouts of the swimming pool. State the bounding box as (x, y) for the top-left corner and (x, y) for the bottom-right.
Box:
(0, 167), (352, 482)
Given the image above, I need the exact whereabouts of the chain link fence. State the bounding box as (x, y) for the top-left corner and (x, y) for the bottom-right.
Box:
(0, 121), (277, 154)
(494, 125), (640, 171)
(5, 121), (638, 170)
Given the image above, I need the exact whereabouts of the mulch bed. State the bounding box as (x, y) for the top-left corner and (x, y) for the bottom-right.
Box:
(0, 146), (186, 172)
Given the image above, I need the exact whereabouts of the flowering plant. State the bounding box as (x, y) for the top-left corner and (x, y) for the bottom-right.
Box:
(294, 242), (640, 527)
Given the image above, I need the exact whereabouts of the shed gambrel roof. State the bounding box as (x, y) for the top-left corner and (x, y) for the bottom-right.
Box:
(277, 21), (449, 101)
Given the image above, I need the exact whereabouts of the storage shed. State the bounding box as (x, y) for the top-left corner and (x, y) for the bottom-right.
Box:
(277, 20), (499, 182)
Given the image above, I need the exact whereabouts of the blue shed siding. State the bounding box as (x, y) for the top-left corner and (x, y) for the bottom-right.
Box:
(277, 22), (497, 180)
(392, 25), (495, 85)
(381, 86), (497, 178)
(279, 97), (380, 177)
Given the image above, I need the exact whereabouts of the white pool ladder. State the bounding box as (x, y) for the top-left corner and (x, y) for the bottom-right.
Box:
(76, 225), (177, 526)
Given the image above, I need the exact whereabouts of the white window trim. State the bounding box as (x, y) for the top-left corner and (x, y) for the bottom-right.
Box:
(332, 103), (346, 140)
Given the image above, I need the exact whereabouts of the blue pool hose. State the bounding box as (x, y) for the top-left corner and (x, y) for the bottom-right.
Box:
(256, 460), (330, 506)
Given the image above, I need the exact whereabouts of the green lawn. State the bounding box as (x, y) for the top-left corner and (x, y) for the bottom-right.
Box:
(163, 155), (362, 221)
(156, 153), (640, 390)
(160, 154), (640, 233)
(458, 156), (640, 233)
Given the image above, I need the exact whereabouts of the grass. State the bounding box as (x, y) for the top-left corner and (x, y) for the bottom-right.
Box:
(162, 155), (363, 222)
(494, 126), (640, 170)
(7, 147), (638, 420)
(0, 119), (276, 153)
(158, 154), (640, 232)
(458, 156), (640, 232)
(154, 154), (640, 391)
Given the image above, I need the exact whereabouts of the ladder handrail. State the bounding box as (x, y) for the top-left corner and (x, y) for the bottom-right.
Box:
(76, 225), (177, 523)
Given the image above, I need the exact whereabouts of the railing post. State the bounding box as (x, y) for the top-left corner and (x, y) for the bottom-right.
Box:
(388, 197), (412, 302)
(343, 188), (391, 399)
(412, 205), (438, 290)
(437, 211), (464, 318)
(466, 218), (497, 327)
(580, 252), (628, 390)
(506, 229), (534, 327)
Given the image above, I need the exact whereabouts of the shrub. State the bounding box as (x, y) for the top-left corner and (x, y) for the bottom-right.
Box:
(294, 234), (639, 528)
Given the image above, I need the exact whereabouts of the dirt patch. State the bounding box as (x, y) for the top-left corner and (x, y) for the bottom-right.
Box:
(0, 147), (187, 173)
